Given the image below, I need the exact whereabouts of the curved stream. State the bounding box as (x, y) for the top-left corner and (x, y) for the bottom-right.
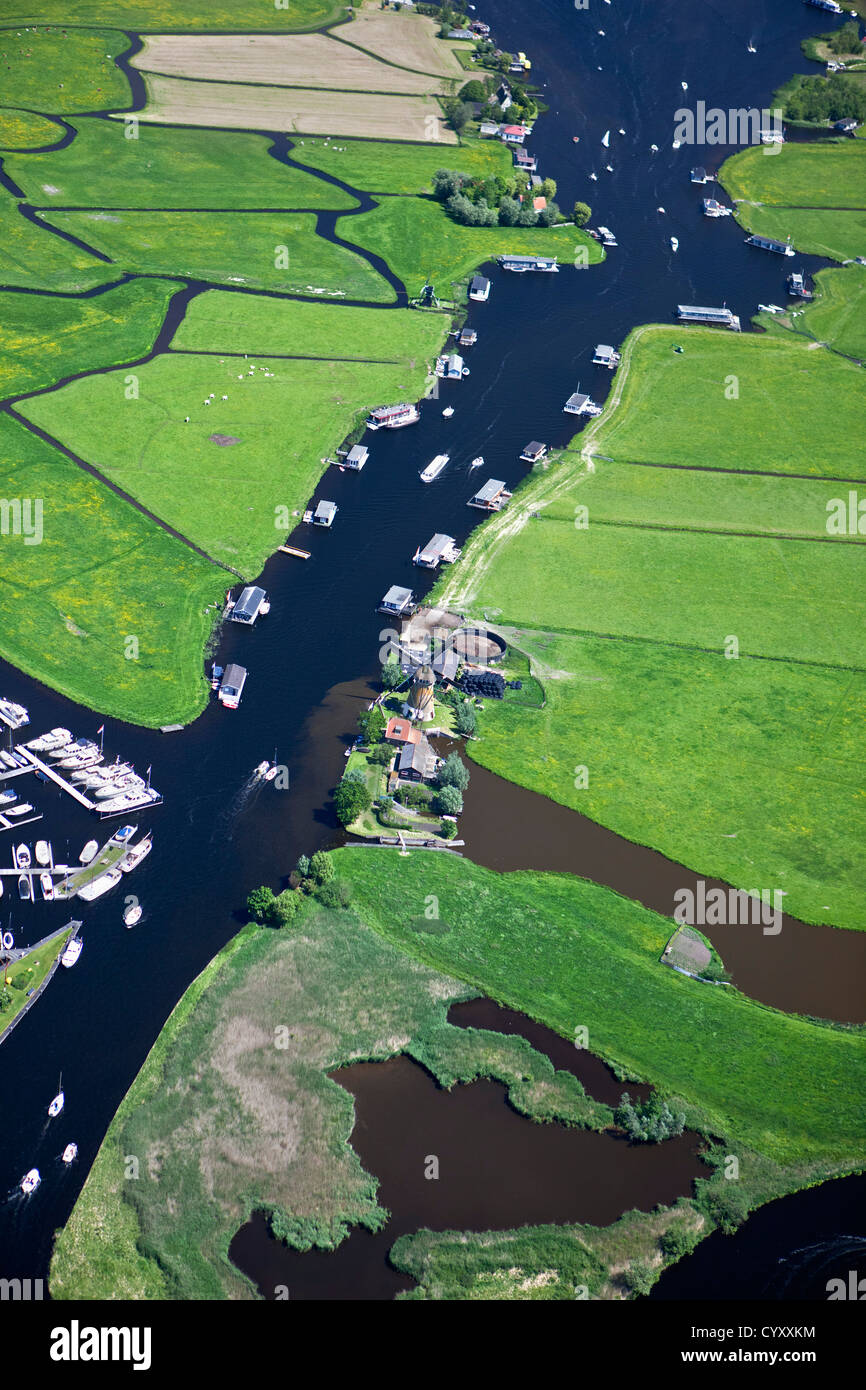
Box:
(0, 0), (861, 1289)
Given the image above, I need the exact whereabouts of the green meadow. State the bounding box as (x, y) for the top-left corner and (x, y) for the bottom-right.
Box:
(293, 135), (514, 195)
(0, 25), (130, 113)
(0, 414), (226, 725)
(172, 288), (446, 362)
(20, 350), (435, 574)
(721, 140), (866, 206)
(336, 849), (866, 1167)
(737, 204), (866, 263)
(3, 0), (345, 29)
(0, 277), (176, 402)
(0, 108), (62, 150)
(797, 263), (866, 358)
(586, 325), (866, 478)
(7, 119), (357, 211)
(344, 196), (602, 296)
(39, 209), (394, 301)
(0, 186), (114, 292)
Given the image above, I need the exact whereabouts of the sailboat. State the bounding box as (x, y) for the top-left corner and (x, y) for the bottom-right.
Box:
(48, 1076), (64, 1117)
(747, 41), (756, 54)
(601, 130), (610, 147)
(670, 236), (679, 251)
(263, 749), (279, 782)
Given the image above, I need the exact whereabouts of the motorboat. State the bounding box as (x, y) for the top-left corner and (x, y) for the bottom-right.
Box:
(7, 803), (33, 816)
(589, 172), (598, 181)
(18, 874), (30, 900)
(15, 843), (30, 869)
(254, 760), (269, 777)
(40, 871), (54, 901)
(61, 937), (82, 968)
(210, 664), (223, 691)
(77, 867), (123, 902)
(672, 139), (681, 149)
(650, 143), (659, 152)
(263, 763), (279, 783)
(670, 236), (679, 251)
(442, 406), (455, 417)
(121, 834), (152, 872)
(572, 135), (580, 143)
(420, 454), (449, 484)
(470, 456), (484, 469)
(0, 750), (17, 769)
(0, 699), (28, 729)
(110, 824), (137, 846)
(48, 1081), (64, 1117)
(62, 1143), (78, 1164)
(79, 840), (98, 864)
(20, 1168), (40, 1194)
(605, 164), (614, 172)
(35, 840), (50, 866)
(747, 42), (756, 53)
(124, 903), (142, 928)
(681, 81), (688, 90)
(0, 789), (17, 806)
(657, 206), (666, 214)
(59, 748), (101, 770)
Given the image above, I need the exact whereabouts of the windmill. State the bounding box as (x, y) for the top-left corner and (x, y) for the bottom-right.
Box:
(418, 273), (439, 308)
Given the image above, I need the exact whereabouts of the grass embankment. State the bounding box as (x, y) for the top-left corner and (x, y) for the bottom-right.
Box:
(2, 1), (345, 29)
(50, 901), (610, 1300)
(6, 119), (358, 211)
(336, 849), (866, 1169)
(720, 140), (866, 263)
(0, 108), (63, 150)
(0, 414), (227, 726)
(0, 925), (74, 1038)
(172, 288), (447, 361)
(36, 209), (394, 301)
(791, 262), (866, 358)
(0, 26), (130, 113)
(0, 277), (177, 402)
(344, 196), (602, 296)
(0, 185), (114, 293)
(20, 347), (436, 575)
(432, 325), (866, 929)
(293, 135), (514, 195)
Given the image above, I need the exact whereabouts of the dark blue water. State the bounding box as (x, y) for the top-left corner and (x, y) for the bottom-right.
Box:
(0, 0), (857, 1291)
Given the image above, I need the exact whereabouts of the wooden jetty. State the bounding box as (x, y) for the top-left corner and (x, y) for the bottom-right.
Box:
(278, 545), (311, 559)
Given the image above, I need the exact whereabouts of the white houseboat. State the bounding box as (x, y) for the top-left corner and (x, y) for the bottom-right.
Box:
(218, 664), (247, 709)
(469, 275), (490, 302)
(497, 254), (559, 272)
(677, 304), (741, 330)
(230, 585), (268, 625)
(592, 344), (620, 369)
(366, 403), (420, 430)
(413, 534), (461, 569)
(520, 440), (548, 463)
(468, 479), (513, 512)
(564, 389), (603, 417)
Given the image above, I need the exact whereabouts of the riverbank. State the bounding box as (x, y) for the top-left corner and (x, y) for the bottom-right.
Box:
(0, 923), (74, 1046)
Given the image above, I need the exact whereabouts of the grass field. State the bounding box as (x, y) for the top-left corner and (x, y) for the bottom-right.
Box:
(2, 0), (345, 29)
(0, 277), (176, 403)
(0, 414), (226, 726)
(7, 118), (357, 211)
(0, 108), (63, 149)
(336, 850), (866, 1167)
(38, 209), (393, 301)
(0, 186), (115, 293)
(738, 204), (866, 263)
(345, 196), (602, 296)
(721, 141), (866, 207)
(585, 325), (866, 479)
(292, 134), (513, 195)
(796, 263), (866, 359)
(50, 901), (607, 1300)
(19, 351), (435, 574)
(0, 26), (130, 114)
(136, 72), (455, 144)
(171, 289), (446, 361)
(131, 33), (446, 94)
(0, 925), (73, 1038)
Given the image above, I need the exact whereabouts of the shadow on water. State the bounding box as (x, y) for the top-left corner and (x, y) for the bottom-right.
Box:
(229, 1052), (706, 1300)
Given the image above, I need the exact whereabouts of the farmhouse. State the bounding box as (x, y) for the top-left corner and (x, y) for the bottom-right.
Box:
(396, 737), (438, 781)
(501, 124), (528, 145)
(384, 717), (421, 746)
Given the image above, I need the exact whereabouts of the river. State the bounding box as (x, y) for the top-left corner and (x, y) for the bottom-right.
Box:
(0, 0), (860, 1292)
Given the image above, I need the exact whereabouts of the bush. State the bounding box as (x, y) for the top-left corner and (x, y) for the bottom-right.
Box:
(357, 705), (386, 742)
(536, 201), (560, 227)
(380, 657), (404, 690)
(343, 766), (367, 786)
(271, 890), (302, 927)
(498, 196), (521, 226)
(615, 1092), (686, 1143)
(295, 854), (310, 879)
(439, 819), (458, 839)
(314, 878), (353, 910)
(454, 701), (477, 736)
(622, 1261), (655, 1297)
(368, 742), (395, 766)
(247, 885), (276, 923)
(396, 783), (431, 808)
(572, 200), (591, 227)
(438, 751), (470, 791)
(660, 1224), (698, 1261)
(434, 784), (463, 816)
(459, 79), (486, 102)
(310, 850), (336, 884)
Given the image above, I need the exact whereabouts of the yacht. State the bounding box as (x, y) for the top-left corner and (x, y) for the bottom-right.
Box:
(35, 840), (50, 866)
(79, 840), (99, 864)
(0, 789), (17, 806)
(15, 843), (30, 869)
(62, 1143), (78, 1164)
(110, 824), (138, 847)
(254, 760), (270, 777)
(20, 1168), (40, 1195)
(441, 406), (455, 418)
(0, 750), (17, 770)
(420, 454), (449, 483)
(120, 834), (152, 873)
(61, 937), (83, 968)
(124, 903), (142, 928)
(77, 867), (123, 902)
(40, 872), (54, 901)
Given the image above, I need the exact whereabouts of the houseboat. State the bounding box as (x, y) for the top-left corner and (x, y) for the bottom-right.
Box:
(786, 271), (812, 299)
(312, 500), (338, 527)
(745, 233), (794, 257)
(520, 440), (548, 463)
(677, 304), (741, 330)
(468, 479), (513, 512)
(378, 585), (415, 617)
(413, 534), (461, 569)
(457, 327), (477, 348)
(805, 0), (841, 14)
(469, 275), (490, 302)
(230, 585), (267, 625)
(365, 403), (420, 430)
(513, 149), (538, 173)
(564, 390), (602, 417)
(702, 197), (732, 217)
(0, 699), (29, 730)
(497, 254), (559, 272)
(218, 664), (247, 710)
(420, 454), (450, 483)
(596, 226), (617, 247)
(436, 353), (466, 379)
(343, 444), (369, 470)
(592, 343), (620, 369)
(690, 166), (709, 184)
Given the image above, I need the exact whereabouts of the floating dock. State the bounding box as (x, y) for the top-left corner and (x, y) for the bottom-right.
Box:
(278, 545), (311, 559)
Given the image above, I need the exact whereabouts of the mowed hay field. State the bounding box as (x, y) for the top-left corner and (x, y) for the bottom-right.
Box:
(0, 414), (226, 726)
(331, 6), (466, 78)
(19, 351), (436, 574)
(39, 209), (393, 301)
(132, 34), (444, 94)
(136, 73), (456, 144)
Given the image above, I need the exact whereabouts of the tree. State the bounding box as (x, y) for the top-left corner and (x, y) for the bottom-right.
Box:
(295, 854), (310, 879)
(498, 196), (521, 226)
(536, 201), (560, 226)
(622, 1261), (655, 1297)
(271, 890), (301, 927)
(439, 819), (458, 839)
(310, 850), (336, 884)
(334, 779), (371, 826)
(438, 751), (470, 791)
(315, 878), (353, 910)
(454, 701), (477, 736)
(615, 1092), (686, 1143)
(343, 766), (367, 786)
(828, 21), (860, 56)
(368, 742), (395, 766)
(432, 168), (467, 200)
(380, 656), (403, 689)
(516, 203), (538, 226)
(434, 784), (463, 815)
(572, 200), (591, 227)
(357, 705), (385, 742)
(443, 99), (472, 135)
(459, 79), (486, 102)
(539, 176), (557, 201)
(247, 885), (276, 923)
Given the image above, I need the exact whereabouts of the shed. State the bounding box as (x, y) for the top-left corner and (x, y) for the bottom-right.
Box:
(313, 500), (338, 526)
(479, 121), (501, 138)
(432, 646), (460, 683)
(230, 585), (266, 624)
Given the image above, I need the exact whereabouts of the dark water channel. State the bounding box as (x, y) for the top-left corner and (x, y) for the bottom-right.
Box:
(0, 0), (862, 1293)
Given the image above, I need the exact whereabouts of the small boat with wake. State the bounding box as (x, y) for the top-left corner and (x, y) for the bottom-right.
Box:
(470, 456), (484, 469)
(20, 1168), (40, 1195)
(62, 1143), (78, 1164)
(670, 236), (679, 251)
(48, 1078), (64, 1117)
(124, 903), (142, 928)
